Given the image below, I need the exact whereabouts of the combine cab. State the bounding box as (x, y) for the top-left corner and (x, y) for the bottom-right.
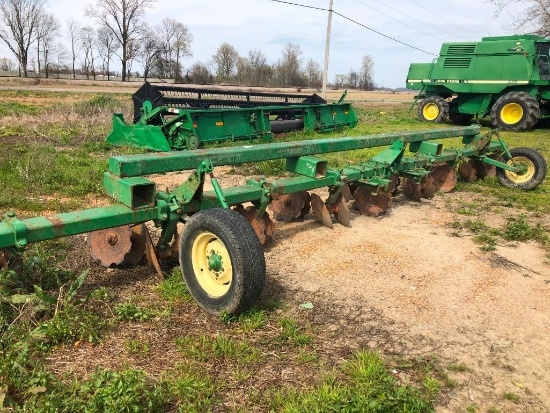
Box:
(407, 35), (550, 131)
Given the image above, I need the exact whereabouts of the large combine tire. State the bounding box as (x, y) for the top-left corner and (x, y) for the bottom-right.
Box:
(491, 92), (539, 131)
(496, 147), (547, 190)
(179, 208), (266, 315)
(418, 96), (449, 123)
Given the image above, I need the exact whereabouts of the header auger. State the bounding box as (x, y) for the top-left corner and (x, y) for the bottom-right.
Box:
(0, 125), (547, 315)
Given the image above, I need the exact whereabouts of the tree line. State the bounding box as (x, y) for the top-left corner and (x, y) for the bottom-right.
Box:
(0, 0), (375, 89)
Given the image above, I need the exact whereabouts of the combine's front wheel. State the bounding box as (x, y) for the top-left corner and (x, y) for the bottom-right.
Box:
(491, 92), (539, 131)
(496, 148), (547, 190)
(418, 96), (449, 123)
(179, 208), (266, 315)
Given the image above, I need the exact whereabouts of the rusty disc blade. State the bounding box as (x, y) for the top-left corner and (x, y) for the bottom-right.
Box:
(352, 187), (391, 217)
(123, 224), (148, 265)
(334, 196), (351, 227)
(473, 154), (499, 179)
(88, 225), (133, 267)
(402, 178), (423, 202)
(298, 191), (311, 218)
(430, 164), (458, 192)
(341, 184), (353, 202)
(143, 225), (164, 279)
(389, 175), (400, 196)
(421, 176), (436, 199)
(458, 160), (477, 182)
(311, 193), (333, 228)
(268, 192), (306, 222)
(235, 205), (274, 246)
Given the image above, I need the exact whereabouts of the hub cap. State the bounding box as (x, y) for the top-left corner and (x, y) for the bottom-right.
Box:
(192, 231), (232, 297)
(422, 103), (440, 121)
(500, 103), (523, 125)
(504, 156), (535, 184)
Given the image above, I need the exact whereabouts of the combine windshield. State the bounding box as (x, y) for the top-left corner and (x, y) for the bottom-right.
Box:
(536, 42), (550, 80)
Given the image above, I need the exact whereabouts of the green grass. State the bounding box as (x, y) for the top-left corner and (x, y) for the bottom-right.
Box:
(1, 90), (548, 411)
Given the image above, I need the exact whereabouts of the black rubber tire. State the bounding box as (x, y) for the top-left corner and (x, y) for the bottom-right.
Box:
(418, 96), (449, 123)
(448, 112), (473, 125)
(490, 92), (540, 131)
(496, 147), (547, 190)
(179, 208), (266, 315)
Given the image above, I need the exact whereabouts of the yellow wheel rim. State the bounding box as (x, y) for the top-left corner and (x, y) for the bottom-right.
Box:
(191, 231), (232, 297)
(504, 156), (536, 184)
(422, 103), (440, 121)
(500, 103), (523, 125)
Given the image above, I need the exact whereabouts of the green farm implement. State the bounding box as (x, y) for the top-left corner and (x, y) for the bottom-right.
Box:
(106, 82), (358, 151)
(0, 125), (547, 315)
(407, 35), (550, 131)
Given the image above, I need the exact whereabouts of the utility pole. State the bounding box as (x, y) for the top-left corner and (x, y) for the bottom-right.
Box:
(321, 0), (333, 100)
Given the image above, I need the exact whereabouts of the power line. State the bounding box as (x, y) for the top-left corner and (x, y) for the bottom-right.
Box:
(352, 0), (447, 42)
(354, 0), (470, 41)
(332, 10), (437, 55)
(269, 0), (326, 12)
(268, 0), (437, 56)
(406, 0), (478, 36)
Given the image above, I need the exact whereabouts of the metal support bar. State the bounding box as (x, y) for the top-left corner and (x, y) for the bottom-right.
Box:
(109, 126), (481, 177)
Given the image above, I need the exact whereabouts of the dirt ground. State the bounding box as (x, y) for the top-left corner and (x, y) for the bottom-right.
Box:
(140, 171), (550, 412)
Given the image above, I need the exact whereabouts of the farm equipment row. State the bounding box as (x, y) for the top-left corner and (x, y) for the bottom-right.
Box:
(106, 82), (358, 151)
(1, 125), (546, 315)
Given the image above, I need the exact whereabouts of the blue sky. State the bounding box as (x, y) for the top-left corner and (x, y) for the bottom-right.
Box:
(0, 0), (525, 88)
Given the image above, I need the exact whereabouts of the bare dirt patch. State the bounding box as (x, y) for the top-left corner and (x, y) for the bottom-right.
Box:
(45, 170), (550, 412)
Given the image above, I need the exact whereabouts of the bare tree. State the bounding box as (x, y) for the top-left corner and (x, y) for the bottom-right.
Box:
(85, 0), (156, 81)
(136, 24), (160, 81)
(348, 69), (359, 89)
(97, 25), (118, 80)
(305, 58), (322, 88)
(66, 18), (81, 79)
(188, 61), (211, 84)
(50, 41), (69, 77)
(359, 55), (375, 91)
(154, 18), (191, 81)
(490, 1), (550, 37)
(80, 26), (96, 80)
(333, 73), (347, 89)
(211, 42), (239, 83)
(0, 56), (16, 71)
(247, 49), (269, 86)
(36, 12), (59, 78)
(274, 43), (304, 87)
(0, 0), (45, 77)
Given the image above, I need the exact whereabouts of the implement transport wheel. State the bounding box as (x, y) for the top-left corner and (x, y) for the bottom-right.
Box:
(491, 92), (539, 131)
(179, 208), (266, 315)
(234, 204), (274, 246)
(430, 163), (457, 192)
(496, 148), (547, 190)
(418, 96), (449, 123)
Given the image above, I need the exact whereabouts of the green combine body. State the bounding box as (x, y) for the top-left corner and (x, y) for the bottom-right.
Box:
(406, 35), (550, 130)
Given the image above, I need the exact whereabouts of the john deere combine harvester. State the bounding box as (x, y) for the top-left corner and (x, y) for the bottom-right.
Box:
(106, 82), (358, 151)
(407, 35), (550, 131)
(1, 120), (546, 315)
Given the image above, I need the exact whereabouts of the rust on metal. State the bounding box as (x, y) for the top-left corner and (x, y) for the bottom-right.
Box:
(234, 205), (275, 245)
(311, 193), (333, 228)
(87, 225), (133, 267)
(353, 187), (392, 216)
(430, 163), (458, 192)
(268, 191), (309, 222)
